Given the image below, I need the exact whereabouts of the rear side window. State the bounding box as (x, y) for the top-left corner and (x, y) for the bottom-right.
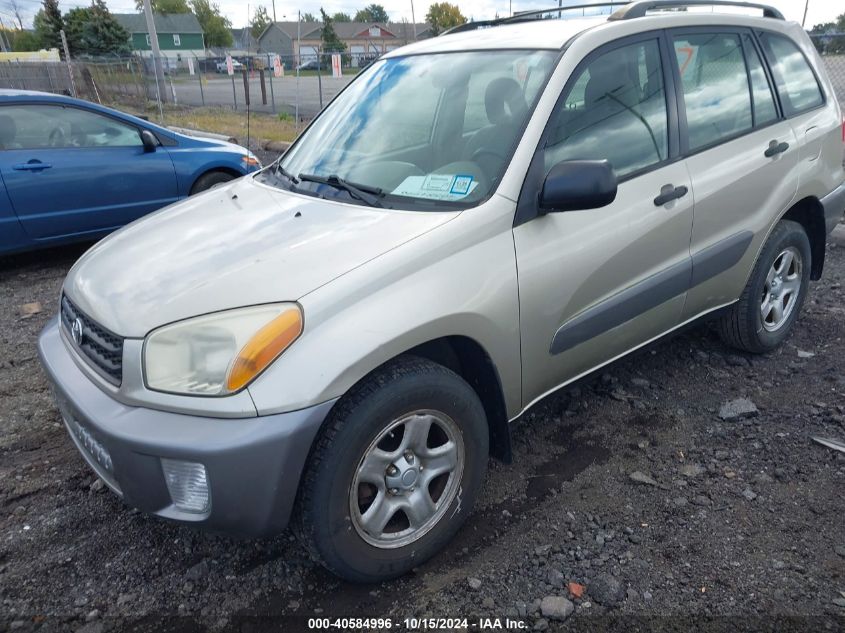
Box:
(673, 33), (752, 151)
(758, 32), (823, 116)
(742, 34), (778, 127)
(544, 39), (668, 179)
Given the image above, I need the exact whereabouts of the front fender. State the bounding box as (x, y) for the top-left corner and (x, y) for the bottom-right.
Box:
(247, 196), (523, 419)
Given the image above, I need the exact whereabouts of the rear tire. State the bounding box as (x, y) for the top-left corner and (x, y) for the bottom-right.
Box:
(190, 170), (235, 194)
(718, 219), (811, 353)
(294, 356), (488, 583)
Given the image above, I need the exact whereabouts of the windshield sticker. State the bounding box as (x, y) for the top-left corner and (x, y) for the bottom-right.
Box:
(393, 174), (478, 201)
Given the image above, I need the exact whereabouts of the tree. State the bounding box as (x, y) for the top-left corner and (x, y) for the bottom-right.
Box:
(810, 13), (845, 55)
(301, 12), (318, 22)
(332, 12), (352, 22)
(319, 8), (346, 54)
(134, 0), (191, 13)
(64, 1), (131, 56)
(33, 0), (63, 51)
(11, 29), (41, 51)
(354, 4), (389, 23)
(251, 5), (271, 38)
(191, 0), (232, 47)
(9, 0), (24, 29)
(426, 2), (465, 35)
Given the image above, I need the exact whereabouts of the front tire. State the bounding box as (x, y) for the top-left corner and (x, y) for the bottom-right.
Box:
(190, 170), (235, 194)
(295, 356), (489, 583)
(718, 219), (811, 353)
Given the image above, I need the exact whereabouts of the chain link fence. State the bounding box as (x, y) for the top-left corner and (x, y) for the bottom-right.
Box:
(0, 52), (358, 122)
(0, 41), (842, 120)
(809, 33), (845, 108)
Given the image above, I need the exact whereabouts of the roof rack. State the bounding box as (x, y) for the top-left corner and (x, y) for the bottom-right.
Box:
(441, 0), (783, 36)
(442, 2), (631, 35)
(608, 0), (784, 20)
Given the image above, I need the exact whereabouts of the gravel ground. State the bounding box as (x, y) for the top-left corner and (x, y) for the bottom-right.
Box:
(1, 212), (844, 633)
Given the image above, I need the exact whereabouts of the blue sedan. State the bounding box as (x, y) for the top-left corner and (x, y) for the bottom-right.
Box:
(0, 89), (261, 256)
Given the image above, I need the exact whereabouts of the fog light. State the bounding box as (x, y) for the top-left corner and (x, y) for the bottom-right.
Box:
(161, 458), (210, 514)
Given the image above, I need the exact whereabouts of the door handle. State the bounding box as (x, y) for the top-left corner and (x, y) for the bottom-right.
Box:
(13, 161), (53, 171)
(764, 140), (789, 158)
(653, 184), (688, 206)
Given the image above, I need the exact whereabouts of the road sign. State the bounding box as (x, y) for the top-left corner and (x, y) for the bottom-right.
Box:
(331, 53), (342, 79)
(226, 55), (234, 76)
(273, 54), (283, 78)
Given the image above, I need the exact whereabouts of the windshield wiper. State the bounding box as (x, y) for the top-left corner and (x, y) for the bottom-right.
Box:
(298, 173), (384, 208)
(273, 161), (300, 184)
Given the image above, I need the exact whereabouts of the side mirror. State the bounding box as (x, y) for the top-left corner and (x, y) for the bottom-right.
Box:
(539, 160), (617, 213)
(140, 129), (158, 153)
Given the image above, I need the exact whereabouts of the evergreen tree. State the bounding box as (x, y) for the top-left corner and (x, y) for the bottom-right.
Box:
(33, 0), (63, 51)
(64, 1), (130, 56)
(251, 5), (271, 38)
(319, 8), (346, 54)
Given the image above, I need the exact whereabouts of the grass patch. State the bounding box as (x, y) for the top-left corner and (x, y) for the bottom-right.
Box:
(155, 106), (298, 143)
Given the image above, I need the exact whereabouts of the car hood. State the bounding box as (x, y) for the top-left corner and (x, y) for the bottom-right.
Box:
(63, 176), (458, 337)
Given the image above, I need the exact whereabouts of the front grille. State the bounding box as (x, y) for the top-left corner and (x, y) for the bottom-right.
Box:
(60, 295), (124, 385)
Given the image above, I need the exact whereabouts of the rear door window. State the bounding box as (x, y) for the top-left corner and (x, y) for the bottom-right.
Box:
(742, 33), (778, 127)
(758, 32), (824, 116)
(673, 33), (752, 151)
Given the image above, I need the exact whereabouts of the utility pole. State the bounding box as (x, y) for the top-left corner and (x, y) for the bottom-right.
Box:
(143, 0), (168, 104)
(295, 10), (300, 132)
(801, 0), (809, 27)
(410, 0), (417, 39)
(272, 0), (277, 23)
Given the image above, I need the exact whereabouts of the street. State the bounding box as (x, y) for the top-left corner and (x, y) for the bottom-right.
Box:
(171, 74), (355, 119)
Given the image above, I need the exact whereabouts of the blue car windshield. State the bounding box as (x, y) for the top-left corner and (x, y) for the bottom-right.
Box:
(273, 50), (557, 209)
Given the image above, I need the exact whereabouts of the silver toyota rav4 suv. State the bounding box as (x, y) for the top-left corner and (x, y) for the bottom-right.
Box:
(39, 0), (845, 582)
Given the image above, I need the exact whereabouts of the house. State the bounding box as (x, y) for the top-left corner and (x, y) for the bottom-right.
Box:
(113, 13), (205, 68)
(257, 21), (432, 67)
(228, 27), (259, 56)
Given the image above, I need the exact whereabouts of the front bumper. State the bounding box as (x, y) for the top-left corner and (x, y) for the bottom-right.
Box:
(38, 317), (336, 537)
(821, 181), (845, 235)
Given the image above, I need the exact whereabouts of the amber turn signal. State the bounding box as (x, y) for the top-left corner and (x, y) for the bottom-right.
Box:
(226, 306), (303, 391)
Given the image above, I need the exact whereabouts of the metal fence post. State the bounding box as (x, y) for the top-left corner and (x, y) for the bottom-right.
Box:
(231, 73), (238, 110)
(267, 53), (276, 113)
(317, 53), (323, 110)
(196, 54), (205, 106)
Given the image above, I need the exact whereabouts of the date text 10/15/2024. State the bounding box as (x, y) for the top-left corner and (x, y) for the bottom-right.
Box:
(307, 617), (529, 630)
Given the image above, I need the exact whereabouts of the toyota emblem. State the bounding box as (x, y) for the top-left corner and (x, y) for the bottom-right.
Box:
(71, 318), (84, 346)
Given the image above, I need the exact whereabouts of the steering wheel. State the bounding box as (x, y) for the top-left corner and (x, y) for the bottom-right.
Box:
(48, 127), (67, 147)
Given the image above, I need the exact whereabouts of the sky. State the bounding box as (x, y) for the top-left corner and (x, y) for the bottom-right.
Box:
(3, 0), (841, 31)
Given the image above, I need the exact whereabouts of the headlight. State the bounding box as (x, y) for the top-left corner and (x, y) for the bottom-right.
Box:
(144, 303), (302, 396)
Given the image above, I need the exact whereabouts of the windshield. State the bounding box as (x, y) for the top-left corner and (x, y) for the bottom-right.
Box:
(269, 50), (558, 209)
